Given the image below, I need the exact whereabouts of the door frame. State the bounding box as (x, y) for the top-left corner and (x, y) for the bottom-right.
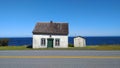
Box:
(47, 38), (54, 48)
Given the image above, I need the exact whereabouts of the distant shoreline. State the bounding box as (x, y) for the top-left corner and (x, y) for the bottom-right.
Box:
(1, 36), (120, 38)
(0, 36), (120, 46)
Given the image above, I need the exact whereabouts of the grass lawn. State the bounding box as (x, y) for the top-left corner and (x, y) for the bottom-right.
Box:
(0, 46), (30, 50)
(0, 45), (120, 50)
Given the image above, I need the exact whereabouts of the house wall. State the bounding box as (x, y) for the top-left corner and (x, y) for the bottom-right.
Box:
(74, 37), (86, 47)
(33, 34), (68, 48)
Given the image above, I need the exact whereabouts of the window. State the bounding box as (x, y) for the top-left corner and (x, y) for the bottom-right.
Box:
(55, 39), (60, 46)
(41, 38), (46, 46)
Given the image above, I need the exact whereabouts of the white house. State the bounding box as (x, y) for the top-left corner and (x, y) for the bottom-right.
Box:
(74, 36), (86, 47)
(32, 21), (69, 48)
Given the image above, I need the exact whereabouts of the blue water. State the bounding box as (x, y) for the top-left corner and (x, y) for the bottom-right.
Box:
(1, 36), (120, 46)
(69, 37), (120, 45)
(8, 37), (32, 46)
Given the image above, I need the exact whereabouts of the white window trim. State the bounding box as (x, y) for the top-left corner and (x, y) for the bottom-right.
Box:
(41, 38), (46, 46)
(55, 38), (60, 46)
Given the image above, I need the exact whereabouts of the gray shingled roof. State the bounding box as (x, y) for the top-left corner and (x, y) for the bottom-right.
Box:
(32, 22), (69, 35)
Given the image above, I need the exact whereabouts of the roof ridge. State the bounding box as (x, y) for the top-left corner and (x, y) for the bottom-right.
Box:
(37, 22), (68, 23)
(32, 22), (69, 35)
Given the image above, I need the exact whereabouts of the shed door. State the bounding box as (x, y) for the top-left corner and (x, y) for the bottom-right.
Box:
(47, 39), (53, 48)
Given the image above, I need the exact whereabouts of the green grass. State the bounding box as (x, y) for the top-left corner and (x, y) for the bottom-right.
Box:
(83, 45), (120, 50)
(0, 45), (120, 50)
(0, 46), (30, 50)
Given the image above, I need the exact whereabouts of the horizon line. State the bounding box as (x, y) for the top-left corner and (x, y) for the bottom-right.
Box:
(0, 36), (120, 38)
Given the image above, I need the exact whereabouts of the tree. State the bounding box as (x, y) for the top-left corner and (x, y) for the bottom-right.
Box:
(0, 39), (9, 46)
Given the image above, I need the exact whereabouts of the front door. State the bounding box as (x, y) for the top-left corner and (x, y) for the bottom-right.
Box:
(47, 38), (53, 48)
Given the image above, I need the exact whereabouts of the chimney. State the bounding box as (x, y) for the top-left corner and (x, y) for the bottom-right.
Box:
(50, 20), (53, 23)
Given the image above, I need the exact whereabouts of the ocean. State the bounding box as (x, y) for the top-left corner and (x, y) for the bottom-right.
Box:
(2, 36), (120, 46)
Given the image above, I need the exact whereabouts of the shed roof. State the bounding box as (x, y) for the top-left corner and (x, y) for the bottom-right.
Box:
(32, 21), (69, 35)
(74, 36), (85, 39)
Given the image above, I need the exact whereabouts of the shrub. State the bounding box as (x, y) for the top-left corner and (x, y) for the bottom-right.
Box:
(68, 44), (74, 47)
(0, 39), (9, 46)
(0, 40), (1, 46)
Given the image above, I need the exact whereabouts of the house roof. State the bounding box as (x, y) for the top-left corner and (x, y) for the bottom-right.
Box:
(32, 21), (69, 35)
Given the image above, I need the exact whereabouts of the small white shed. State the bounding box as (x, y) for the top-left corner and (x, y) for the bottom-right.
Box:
(74, 36), (86, 47)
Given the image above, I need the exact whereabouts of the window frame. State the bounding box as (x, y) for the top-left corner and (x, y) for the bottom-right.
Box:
(41, 38), (46, 46)
(55, 38), (60, 46)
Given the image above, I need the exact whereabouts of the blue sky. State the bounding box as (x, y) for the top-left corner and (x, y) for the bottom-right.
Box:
(0, 0), (120, 37)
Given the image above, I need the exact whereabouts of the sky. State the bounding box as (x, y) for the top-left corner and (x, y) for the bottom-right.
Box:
(0, 0), (120, 37)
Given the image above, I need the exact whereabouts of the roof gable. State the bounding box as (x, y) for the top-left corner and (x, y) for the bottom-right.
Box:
(32, 22), (69, 35)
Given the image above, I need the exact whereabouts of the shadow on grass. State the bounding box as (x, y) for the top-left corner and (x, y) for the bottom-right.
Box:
(26, 45), (32, 48)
